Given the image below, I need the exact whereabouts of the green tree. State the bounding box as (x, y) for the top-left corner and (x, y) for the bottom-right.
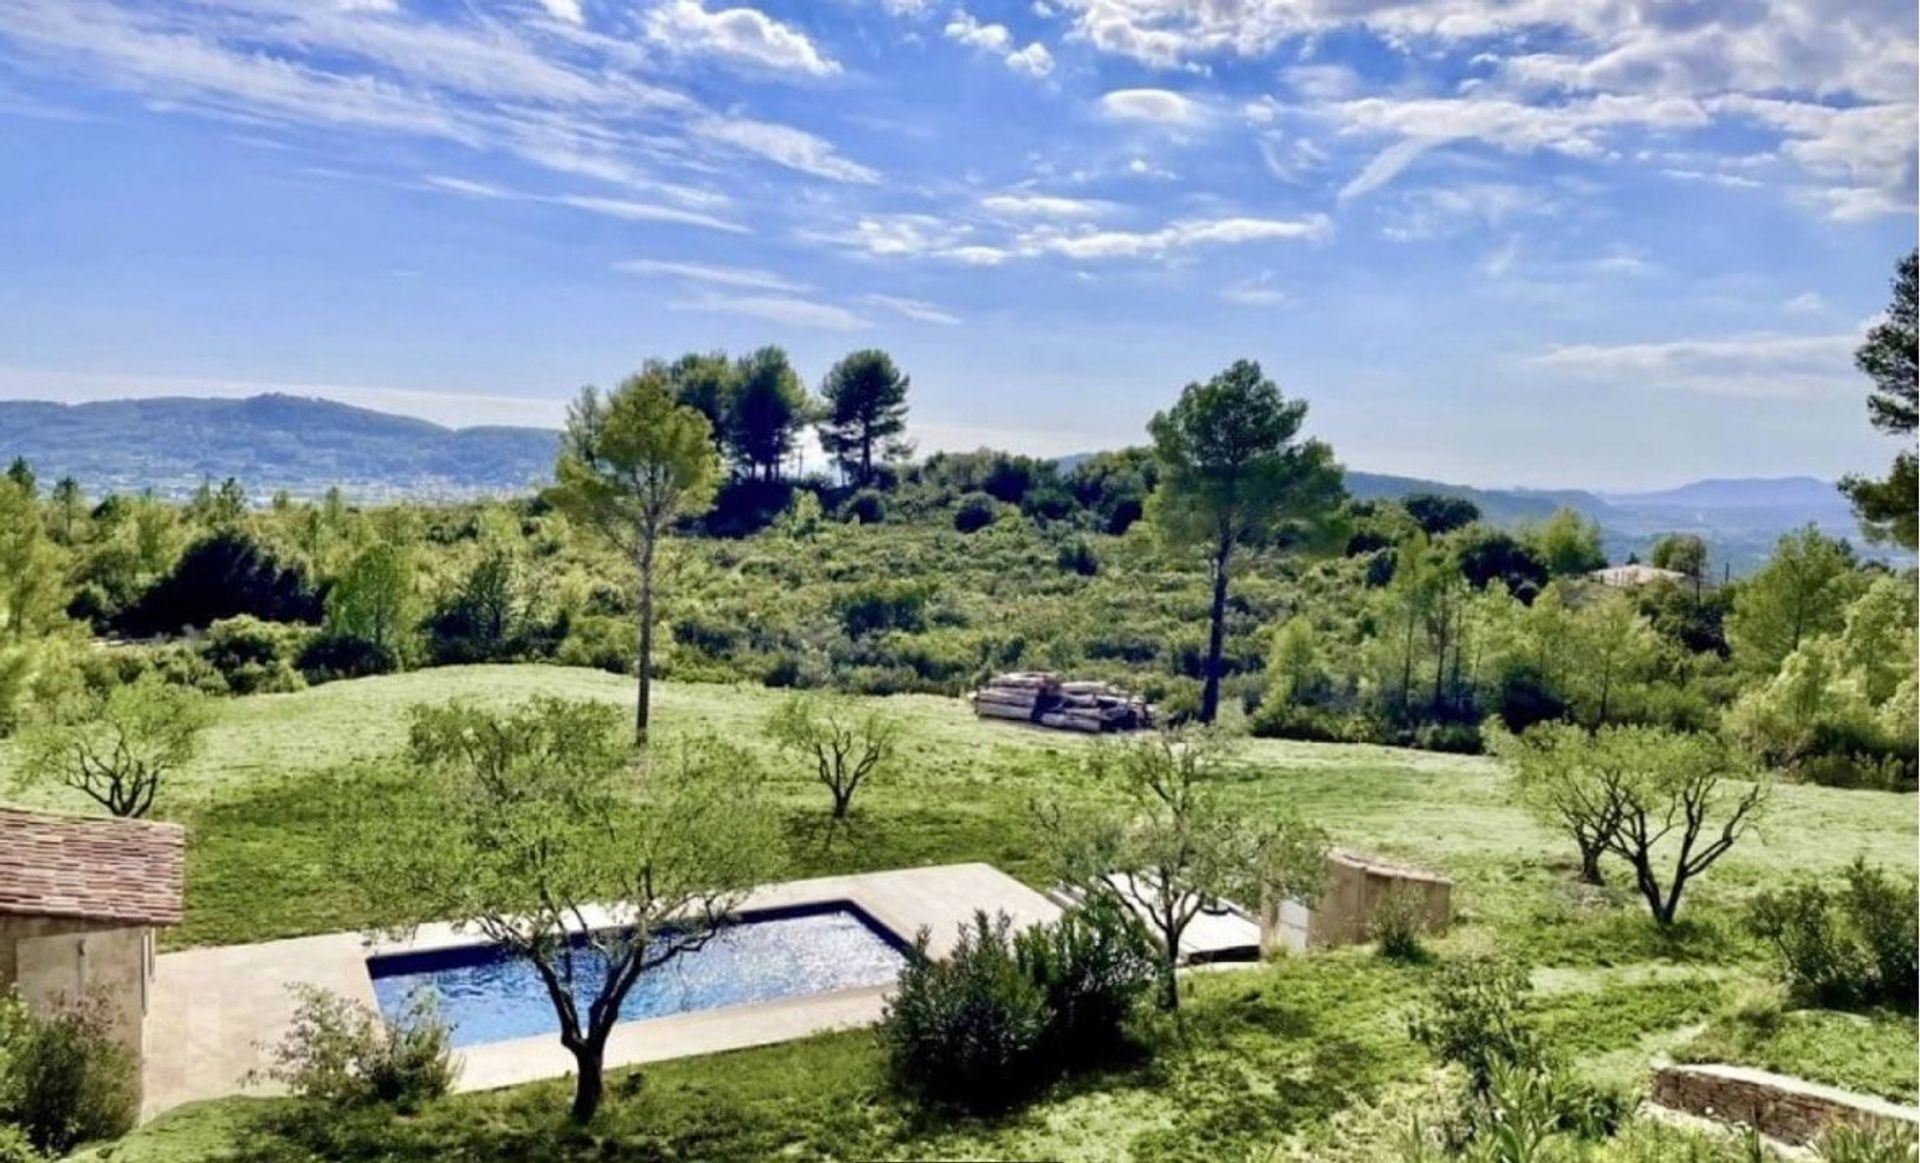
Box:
(765, 692), (901, 820)
(1599, 727), (1767, 926)
(727, 346), (812, 481)
(48, 477), (85, 545)
(818, 349), (911, 486)
(1648, 533), (1707, 583)
(5, 457), (35, 498)
(325, 542), (417, 660)
(337, 698), (775, 1124)
(1147, 360), (1346, 723)
(1493, 721), (1628, 885)
(1048, 730), (1328, 1010)
(19, 674), (215, 818)
(1564, 590), (1663, 726)
(0, 478), (66, 648)
(1840, 250), (1917, 549)
(1726, 526), (1860, 675)
(549, 371), (721, 743)
(663, 351), (737, 459)
(1402, 493), (1480, 537)
(1528, 508), (1606, 577)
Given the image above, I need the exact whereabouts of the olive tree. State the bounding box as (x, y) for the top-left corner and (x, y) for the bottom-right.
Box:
(1047, 729), (1328, 1010)
(1147, 360), (1345, 723)
(1492, 721), (1628, 885)
(1498, 723), (1767, 923)
(549, 371), (721, 744)
(337, 698), (776, 1123)
(765, 693), (901, 820)
(19, 674), (214, 818)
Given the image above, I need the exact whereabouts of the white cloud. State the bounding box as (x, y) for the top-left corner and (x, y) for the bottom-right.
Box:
(979, 192), (1111, 218)
(1097, 87), (1205, 126)
(534, 0), (585, 24)
(1379, 183), (1553, 241)
(614, 258), (806, 291)
(695, 115), (879, 183)
(1785, 292), (1827, 314)
(1529, 330), (1864, 399)
(551, 193), (747, 230)
(1022, 213), (1331, 259)
(1283, 64), (1358, 102)
(861, 293), (963, 324)
(944, 10), (1010, 51)
(420, 173), (748, 231)
(1005, 42), (1054, 77)
(671, 293), (870, 331)
(644, 0), (840, 76)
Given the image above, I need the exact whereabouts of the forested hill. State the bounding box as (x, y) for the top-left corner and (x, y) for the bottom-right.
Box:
(0, 395), (558, 499)
(0, 393), (1884, 570)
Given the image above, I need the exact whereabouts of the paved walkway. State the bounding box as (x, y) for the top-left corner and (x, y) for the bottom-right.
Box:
(143, 863), (1059, 1118)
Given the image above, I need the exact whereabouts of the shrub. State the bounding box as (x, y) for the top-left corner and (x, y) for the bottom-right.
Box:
(297, 632), (399, 684)
(1371, 884), (1429, 963)
(881, 912), (1050, 1111)
(834, 581), (932, 638)
(1013, 896), (1156, 1066)
(200, 615), (311, 693)
(1748, 858), (1918, 1012)
(1409, 955), (1545, 1097)
(0, 1125), (39, 1163)
(1817, 1122), (1920, 1163)
(842, 489), (887, 525)
(952, 492), (999, 534)
(0, 992), (139, 1155)
(1055, 537), (1100, 577)
(257, 985), (457, 1112)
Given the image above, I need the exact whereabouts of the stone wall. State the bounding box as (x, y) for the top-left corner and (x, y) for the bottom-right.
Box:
(0, 914), (153, 1092)
(1651, 1063), (1920, 1146)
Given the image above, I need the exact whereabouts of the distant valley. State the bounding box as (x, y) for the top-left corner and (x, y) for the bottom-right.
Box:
(0, 394), (1893, 573)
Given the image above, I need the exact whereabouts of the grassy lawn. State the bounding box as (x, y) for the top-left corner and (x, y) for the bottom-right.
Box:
(6, 664), (1914, 1160)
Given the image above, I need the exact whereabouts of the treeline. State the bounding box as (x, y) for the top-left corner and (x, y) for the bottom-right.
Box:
(0, 252), (1910, 787)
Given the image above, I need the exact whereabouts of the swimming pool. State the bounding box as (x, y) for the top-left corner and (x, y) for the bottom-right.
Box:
(367, 902), (909, 1048)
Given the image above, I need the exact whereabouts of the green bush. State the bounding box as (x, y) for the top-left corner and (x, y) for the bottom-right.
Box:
(1014, 895), (1156, 1065)
(297, 632), (399, 684)
(952, 492), (999, 534)
(842, 489), (888, 525)
(1371, 884), (1429, 963)
(1748, 858), (1918, 1012)
(0, 992), (139, 1155)
(1409, 955), (1545, 1097)
(257, 985), (458, 1112)
(0, 1125), (40, 1163)
(1816, 1122), (1920, 1163)
(881, 912), (1050, 1111)
(1055, 537), (1100, 577)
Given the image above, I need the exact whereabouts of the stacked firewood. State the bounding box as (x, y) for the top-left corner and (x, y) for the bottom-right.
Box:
(969, 672), (1154, 734)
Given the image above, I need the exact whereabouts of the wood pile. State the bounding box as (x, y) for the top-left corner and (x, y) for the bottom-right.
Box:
(970, 672), (1154, 734)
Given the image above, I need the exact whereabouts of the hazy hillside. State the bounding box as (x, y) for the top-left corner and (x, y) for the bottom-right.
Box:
(0, 395), (557, 499)
(0, 394), (1896, 573)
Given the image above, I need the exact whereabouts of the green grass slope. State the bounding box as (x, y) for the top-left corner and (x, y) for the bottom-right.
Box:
(6, 666), (1910, 1161)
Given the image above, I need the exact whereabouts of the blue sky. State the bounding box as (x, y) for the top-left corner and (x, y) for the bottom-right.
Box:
(0, 0), (1913, 489)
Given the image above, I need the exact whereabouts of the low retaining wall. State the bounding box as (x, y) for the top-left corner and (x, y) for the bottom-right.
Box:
(1651, 1063), (1920, 1146)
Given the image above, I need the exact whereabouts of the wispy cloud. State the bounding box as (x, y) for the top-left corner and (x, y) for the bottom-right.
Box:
(861, 294), (962, 324)
(1097, 88), (1207, 127)
(1529, 331), (1863, 398)
(670, 292), (871, 331)
(423, 174), (749, 232)
(614, 258), (807, 291)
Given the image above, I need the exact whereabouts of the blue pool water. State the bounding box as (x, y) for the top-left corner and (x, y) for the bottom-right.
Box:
(368, 903), (908, 1048)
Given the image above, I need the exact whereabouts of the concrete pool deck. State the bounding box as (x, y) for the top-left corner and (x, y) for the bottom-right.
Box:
(142, 863), (1060, 1118)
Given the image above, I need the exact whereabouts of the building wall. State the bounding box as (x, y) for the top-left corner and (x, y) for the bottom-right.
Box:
(1259, 852), (1453, 953)
(0, 914), (153, 1089)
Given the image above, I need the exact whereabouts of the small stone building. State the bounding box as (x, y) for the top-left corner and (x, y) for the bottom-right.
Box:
(0, 809), (185, 1095)
(1261, 848), (1452, 953)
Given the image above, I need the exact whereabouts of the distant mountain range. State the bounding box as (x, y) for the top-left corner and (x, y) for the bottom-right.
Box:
(0, 394), (1896, 573)
(0, 395), (557, 501)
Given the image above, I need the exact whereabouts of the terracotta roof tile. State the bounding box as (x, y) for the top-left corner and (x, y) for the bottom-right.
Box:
(0, 809), (185, 926)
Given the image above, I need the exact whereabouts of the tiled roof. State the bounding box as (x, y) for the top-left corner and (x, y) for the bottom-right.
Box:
(0, 809), (185, 926)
